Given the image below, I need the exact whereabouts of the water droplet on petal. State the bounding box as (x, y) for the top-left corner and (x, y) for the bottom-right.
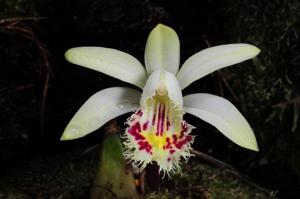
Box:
(118, 101), (136, 110)
(65, 125), (82, 138)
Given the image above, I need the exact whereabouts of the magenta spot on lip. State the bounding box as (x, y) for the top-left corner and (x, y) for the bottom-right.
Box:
(180, 122), (188, 138)
(172, 135), (178, 144)
(169, 149), (175, 154)
(138, 140), (152, 154)
(142, 121), (149, 131)
(167, 120), (170, 131)
(156, 104), (166, 136)
(128, 122), (144, 141)
(164, 137), (173, 150)
(152, 113), (156, 125)
(157, 104), (162, 136)
(167, 157), (171, 162)
(160, 105), (165, 136)
(174, 135), (193, 149)
(136, 109), (143, 116)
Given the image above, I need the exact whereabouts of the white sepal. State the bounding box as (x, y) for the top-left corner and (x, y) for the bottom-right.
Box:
(177, 44), (260, 89)
(183, 93), (258, 151)
(65, 47), (148, 89)
(61, 87), (141, 140)
(145, 24), (180, 75)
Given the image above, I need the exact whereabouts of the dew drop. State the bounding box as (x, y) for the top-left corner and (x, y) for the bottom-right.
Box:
(118, 101), (135, 110)
(66, 125), (82, 137)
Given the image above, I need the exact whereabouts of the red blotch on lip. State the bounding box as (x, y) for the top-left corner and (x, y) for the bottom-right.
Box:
(180, 122), (188, 138)
(136, 109), (143, 116)
(174, 135), (193, 149)
(167, 120), (170, 131)
(138, 140), (152, 154)
(142, 121), (149, 131)
(169, 149), (175, 154)
(156, 104), (166, 136)
(127, 112), (153, 154)
(128, 122), (144, 141)
(152, 113), (156, 125)
(172, 135), (178, 144)
(163, 137), (171, 150)
(160, 105), (165, 136)
(156, 105), (162, 136)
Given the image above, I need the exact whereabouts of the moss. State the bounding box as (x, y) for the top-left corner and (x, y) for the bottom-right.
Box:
(223, 0), (300, 177)
(0, 149), (275, 198)
(146, 160), (276, 199)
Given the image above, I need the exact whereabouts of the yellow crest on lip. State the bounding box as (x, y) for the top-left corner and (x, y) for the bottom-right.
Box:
(123, 89), (194, 176)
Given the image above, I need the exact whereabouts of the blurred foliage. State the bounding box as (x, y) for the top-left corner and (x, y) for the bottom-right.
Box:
(0, 0), (46, 168)
(224, 0), (300, 175)
(0, 0), (37, 17)
(0, 147), (276, 198)
(0, 147), (98, 198)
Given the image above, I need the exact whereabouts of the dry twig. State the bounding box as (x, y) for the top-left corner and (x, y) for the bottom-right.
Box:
(0, 17), (46, 25)
(272, 96), (300, 108)
(1, 16), (53, 138)
(190, 149), (272, 195)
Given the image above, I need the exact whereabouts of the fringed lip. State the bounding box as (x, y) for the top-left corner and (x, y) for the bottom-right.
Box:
(123, 70), (194, 177)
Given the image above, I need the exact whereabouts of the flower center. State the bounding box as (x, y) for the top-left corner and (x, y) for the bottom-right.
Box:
(123, 90), (194, 176)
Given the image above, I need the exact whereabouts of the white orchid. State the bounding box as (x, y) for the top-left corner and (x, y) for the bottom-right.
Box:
(60, 24), (260, 175)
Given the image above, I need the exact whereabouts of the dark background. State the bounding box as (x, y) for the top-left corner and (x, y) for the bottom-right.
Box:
(1, 0), (300, 198)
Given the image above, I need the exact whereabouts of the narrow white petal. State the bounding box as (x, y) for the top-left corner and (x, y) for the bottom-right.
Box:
(65, 47), (147, 89)
(183, 93), (258, 151)
(60, 87), (141, 140)
(145, 24), (180, 75)
(177, 44), (260, 89)
(141, 70), (182, 108)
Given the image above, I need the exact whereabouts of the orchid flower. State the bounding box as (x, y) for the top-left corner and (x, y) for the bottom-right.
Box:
(60, 24), (260, 176)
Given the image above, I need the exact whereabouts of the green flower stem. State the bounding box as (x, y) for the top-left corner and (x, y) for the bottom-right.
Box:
(90, 121), (138, 199)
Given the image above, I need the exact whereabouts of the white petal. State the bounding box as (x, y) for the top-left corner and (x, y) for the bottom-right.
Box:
(177, 44), (260, 89)
(141, 70), (182, 108)
(144, 24), (180, 75)
(65, 47), (147, 89)
(183, 93), (258, 151)
(60, 87), (141, 140)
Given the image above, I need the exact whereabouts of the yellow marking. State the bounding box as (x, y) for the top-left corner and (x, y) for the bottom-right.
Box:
(141, 128), (168, 150)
